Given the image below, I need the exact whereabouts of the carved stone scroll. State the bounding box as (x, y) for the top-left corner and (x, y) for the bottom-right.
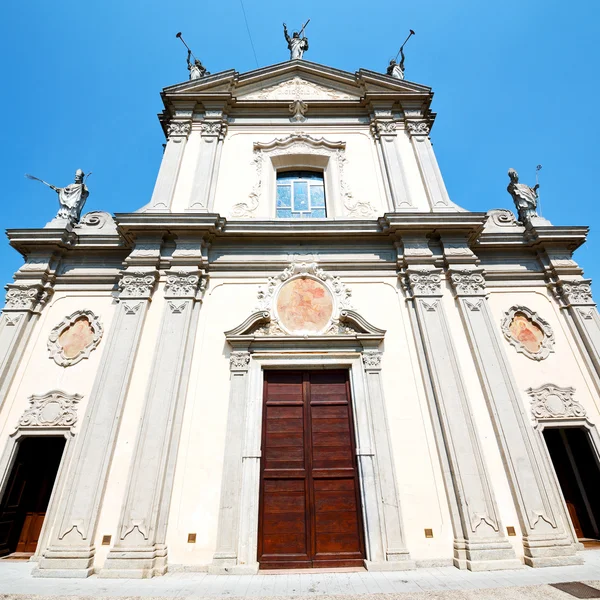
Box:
(19, 390), (82, 428)
(528, 384), (586, 421)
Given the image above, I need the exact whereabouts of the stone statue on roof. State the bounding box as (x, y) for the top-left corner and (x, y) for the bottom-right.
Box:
(387, 48), (405, 80)
(187, 50), (209, 80)
(283, 21), (309, 60)
(26, 169), (90, 226)
(507, 168), (539, 225)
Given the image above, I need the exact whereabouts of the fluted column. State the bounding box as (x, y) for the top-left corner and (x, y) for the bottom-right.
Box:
(35, 268), (158, 578)
(99, 270), (204, 578)
(445, 265), (581, 566)
(148, 120), (191, 211)
(402, 265), (520, 571)
(210, 349), (252, 574)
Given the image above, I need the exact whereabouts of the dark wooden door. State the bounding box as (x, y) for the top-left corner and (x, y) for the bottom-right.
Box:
(258, 370), (365, 569)
(0, 437), (65, 556)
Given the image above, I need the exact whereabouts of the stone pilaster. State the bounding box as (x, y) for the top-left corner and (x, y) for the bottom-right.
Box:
(0, 282), (52, 411)
(370, 111), (413, 210)
(99, 269), (204, 578)
(188, 115), (228, 212)
(210, 349), (252, 573)
(35, 267), (158, 578)
(402, 263), (520, 571)
(443, 246), (581, 567)
(148, 120), (191, 211)
(406, 120), (454, 211)
(361, 349), (414, 570)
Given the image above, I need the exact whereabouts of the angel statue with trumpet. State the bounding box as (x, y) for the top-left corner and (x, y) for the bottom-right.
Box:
(25, 169), (90, 225)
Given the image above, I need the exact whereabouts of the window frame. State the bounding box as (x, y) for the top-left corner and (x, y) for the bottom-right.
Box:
(275, 170), (327, 219)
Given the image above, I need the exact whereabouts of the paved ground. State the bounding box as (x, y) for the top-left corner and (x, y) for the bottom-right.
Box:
(2, 551), (600, 599)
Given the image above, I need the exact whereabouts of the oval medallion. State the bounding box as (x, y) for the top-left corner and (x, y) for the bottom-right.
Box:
(276, 277), (334, 334)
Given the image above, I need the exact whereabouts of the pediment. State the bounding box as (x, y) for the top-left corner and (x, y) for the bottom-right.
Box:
(162, 61), (432, 107)
(238, 75), (359, 101)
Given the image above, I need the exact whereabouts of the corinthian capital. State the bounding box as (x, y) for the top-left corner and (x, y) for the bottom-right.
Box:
(118, 270), (158, 300)
(166, 121), (192, 141)
(558, 279), (595, 306)
(406, 120), (431, 138)
(403, 269), (442, 297)
(4, 283), (51, 312)
(449, 269), (487, 297)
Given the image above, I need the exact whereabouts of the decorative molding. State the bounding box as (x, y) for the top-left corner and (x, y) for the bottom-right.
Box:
(450, 270), (486, 296)
(3, 313), (23, 327)
(4, 284), (50, 312)
(47, 310), (103, 367)
(118, 271), (157, 300)
(166, 121), (191, 140)
(558, 279), (595, 306)
(289, 99), (307, 123)
(236, 134), (375, 219)
(75, 211), (115, 230)
(527, 384), (585, 420)
(370, 120), (397, 138)
(336, 149), (377, 218)
(404, 270), (442, 297)
(18, 390), (82, 428)
(230, 351), (251, 371)
(201, 121), (227, 138)
(255, 261), (352, 313)
(487, 209), (519, 227)
(164, 271), (202, 299)
(501, 305), (555, 361)
(122, 302), (143, 315)
(240, 76), (358, 101)
(406, 121), (431, 139)
(362, 350), (383, 369)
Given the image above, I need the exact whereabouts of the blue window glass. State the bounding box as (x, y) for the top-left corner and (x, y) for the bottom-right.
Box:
(276, 171), (327, 218)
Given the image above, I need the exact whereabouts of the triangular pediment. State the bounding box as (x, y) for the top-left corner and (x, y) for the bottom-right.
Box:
(162, 60), (432, 103)
(238, 76), (359, 101)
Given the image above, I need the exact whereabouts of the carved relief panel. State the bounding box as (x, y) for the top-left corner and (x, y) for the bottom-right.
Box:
(501, 305), (554, 361)
(47, 310), (103, 367)
(527, 384), (586, 421)
(18, 390), (82, 428)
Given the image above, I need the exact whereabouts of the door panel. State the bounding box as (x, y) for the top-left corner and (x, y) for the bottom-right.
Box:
(258, 370), (365, 569)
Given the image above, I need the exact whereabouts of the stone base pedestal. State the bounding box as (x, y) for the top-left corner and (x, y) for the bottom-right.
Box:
(523, 536), (583, 568)
(453, 539), (523, 571)
(33, 546), (95, 578)
(98, 544), (168, 579)
(364, 558), (416, 571)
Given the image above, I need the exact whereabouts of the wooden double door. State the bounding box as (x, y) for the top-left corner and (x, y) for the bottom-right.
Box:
(258, 370), (365, 569)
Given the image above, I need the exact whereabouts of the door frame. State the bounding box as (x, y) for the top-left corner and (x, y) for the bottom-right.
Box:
(0, 427), (74, 559)
(534, 417), (600, 547)
(227, 350), (411, 572)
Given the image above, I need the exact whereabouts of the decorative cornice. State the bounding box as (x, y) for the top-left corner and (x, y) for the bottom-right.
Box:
(118, 271), (158, 300)
(449, 269), (487, 296)
(18, 390), (82, 428)
(527, 384), (585, 421)
(47, 309), (103, 367)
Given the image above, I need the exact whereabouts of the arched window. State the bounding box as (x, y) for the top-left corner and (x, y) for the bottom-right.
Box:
(276, 171), (326, 218)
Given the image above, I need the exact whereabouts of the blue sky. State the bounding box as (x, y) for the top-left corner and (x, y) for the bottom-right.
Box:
(0, 0), (598, 293)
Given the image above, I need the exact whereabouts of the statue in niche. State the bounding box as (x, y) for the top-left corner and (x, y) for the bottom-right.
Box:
(26, 169), (90, 225)
(283, 21), (309, 60)
(507, 168), (539, 225)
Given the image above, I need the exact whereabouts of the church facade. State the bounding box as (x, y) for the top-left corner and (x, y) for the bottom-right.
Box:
(1, 58), (600, 579)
